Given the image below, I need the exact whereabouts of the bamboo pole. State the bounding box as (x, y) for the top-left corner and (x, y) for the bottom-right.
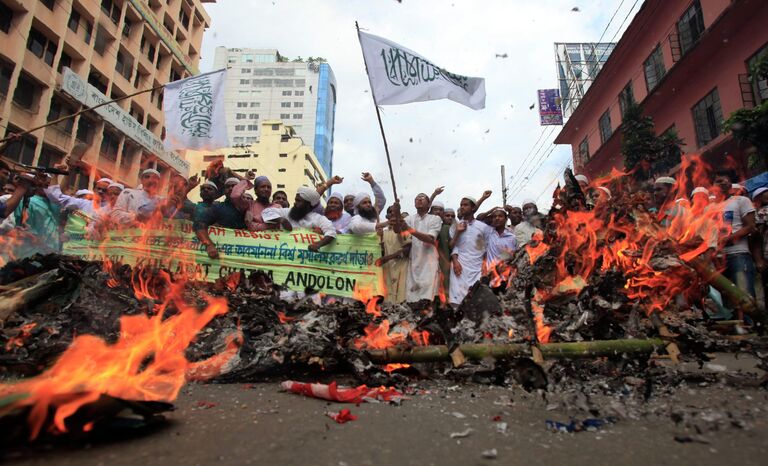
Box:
(366, 339), (666, 364)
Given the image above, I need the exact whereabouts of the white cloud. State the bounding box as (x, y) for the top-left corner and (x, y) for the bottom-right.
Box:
(199, 0), (639, 211)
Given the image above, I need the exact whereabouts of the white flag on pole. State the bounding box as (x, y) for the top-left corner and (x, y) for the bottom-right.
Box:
(163, 68), (229, 151)
(358, 31), (485, 110)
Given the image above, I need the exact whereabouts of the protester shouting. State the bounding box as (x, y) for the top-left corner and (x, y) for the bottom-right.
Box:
(449, 191), (492, 305)
(404, 193), (443, 304)
(263, 186), (336, 252)
(111, 169), (164, 225)
(231, 173), (279, 231)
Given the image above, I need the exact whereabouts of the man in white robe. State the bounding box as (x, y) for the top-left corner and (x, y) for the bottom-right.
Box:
(404, 193), (443, 303)
(449, 192), (493, 305)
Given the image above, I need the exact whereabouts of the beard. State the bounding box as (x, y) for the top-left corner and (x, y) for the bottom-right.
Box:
(358, 206), (378, 221)
(289, 204), (312, 221)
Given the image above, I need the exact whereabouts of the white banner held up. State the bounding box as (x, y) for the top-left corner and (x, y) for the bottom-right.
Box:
(358, 31), (486, 110)
(163, 69), (229, 151)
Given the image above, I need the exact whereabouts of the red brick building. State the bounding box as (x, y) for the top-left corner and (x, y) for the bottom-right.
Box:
(555, 0), (768, 178)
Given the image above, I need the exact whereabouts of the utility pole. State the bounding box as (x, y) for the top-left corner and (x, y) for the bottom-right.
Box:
(501, 165), (508, 206)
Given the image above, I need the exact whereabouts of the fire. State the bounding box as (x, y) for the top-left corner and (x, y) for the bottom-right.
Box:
(277, 311), (296, 323)
(531, 301), (552, 344)
(0, 287), (230, 439)
(4, 322), (37, 351)
(525, 231), (550, 265)
(353, 320), (406, 349)
(384, 363), (410, 372)
(352, 285), (382, 317)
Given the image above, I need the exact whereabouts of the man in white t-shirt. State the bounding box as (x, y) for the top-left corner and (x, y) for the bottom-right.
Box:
(714, 170), (756, 319)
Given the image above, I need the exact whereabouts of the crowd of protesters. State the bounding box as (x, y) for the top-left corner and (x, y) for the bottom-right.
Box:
(2, 154), (768, 323)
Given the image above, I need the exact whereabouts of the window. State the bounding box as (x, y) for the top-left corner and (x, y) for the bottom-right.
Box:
(271, 124), (279, 131)
(100, 130), (120, 160)
(248, 113), (258, 119)
(236, 113), (246, 120)
(94, 26), (109, 56)
(282, 90), (292, 96)
(748, 45), (768, 104)
(578, 136), (589, 163)
(67, 10), (80, 33)
(643, 45), (666, 92)
(4, 127), (37, 165)
(692, 88), (724, 147)
(12, 73), (41, 110)
(245, 137), (257, 143)
(233, 137), (244, 143)
(280, 113), (289, 119)
(293, 102), (303, 108)
(295, 90), (304, 96)
(242, 54), (253, 63)
(240, 79), (250, 85)
(598, 110), (612, 143)
(234, 125), (245, 131)
(292, 114), (303, 119)
(76, 117), (96, 143)
(281, 102), (291, 108)
(115, 50), (134, 80)
(677, 0), (705, 55)
(618, 81), (634, 118)
(178, 8), (190, 29)
(247, 124), (257, 131)
(40, 0), (55, 11)
(278, 168), (286, 172)
(38, 145), (64, 169)
(27, 27), (57, 66)
(101, 0), (120, 25)
(57, 52), (72, 73)
(249, 102), (260, 108)
(236, 102), (247, 108)
(277, 184), (285, 189)
(0, 2), (12, 33)
(241, 68), (251, 74)
(279, 153), (287, 158)
(0, 60), (14, 96)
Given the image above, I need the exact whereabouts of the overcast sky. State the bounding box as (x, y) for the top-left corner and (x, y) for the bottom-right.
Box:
(198, 0), (641, 212)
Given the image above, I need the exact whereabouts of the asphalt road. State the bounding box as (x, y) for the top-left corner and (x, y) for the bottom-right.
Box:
(4, 355), (768, 465)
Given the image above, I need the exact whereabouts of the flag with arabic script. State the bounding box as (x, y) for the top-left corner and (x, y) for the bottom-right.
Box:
(163, 69), (229, 151)
(358, 31), (485, 110)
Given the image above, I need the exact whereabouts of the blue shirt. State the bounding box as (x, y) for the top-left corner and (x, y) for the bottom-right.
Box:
(486, 227), (517, 264)
(13, 195), (61, 256)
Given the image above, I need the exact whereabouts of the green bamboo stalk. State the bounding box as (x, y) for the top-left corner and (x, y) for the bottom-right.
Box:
(366, 338), (666, 364)
(688, 256), (757, 315)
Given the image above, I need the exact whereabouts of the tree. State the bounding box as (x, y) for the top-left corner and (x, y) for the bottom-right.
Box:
(724, 54), (768, 169)
(621, 101), (683, 180)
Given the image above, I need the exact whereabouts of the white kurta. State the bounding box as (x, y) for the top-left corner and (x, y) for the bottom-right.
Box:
(110, 188), (162, 225)
(449, 219), (493, 304)
(346, 215), (377, 234)
(405, 212), (443, 302)
(262, 207), (336, 237)
(513, 221), (537, 246)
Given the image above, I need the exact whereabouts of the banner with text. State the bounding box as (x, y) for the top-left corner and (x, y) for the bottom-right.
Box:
(63, 214), (383, 298)
(538, 89), (563, 126)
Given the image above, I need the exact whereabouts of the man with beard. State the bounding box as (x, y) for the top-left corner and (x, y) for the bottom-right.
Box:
(272, 190), (290, 208)
(343, 194), (356, 216)
(263, 186), (336, 252)
(231, 174), (279, 231)
(484, 207), (517, 290)
(347, 192), (384, 234)
(194, 180), (219, 222)
(195, 178), (248, 259)
(111, 169), (164, 225)
(44, 178), (117, 217)
(429, 201), (451, 298)
(449, 191), (493, 305)
(10, 172), (61, 256)
(376, 203), (411, 304)
(404, 193), (444, 304)
(325, 191), (352, 233)
(513, 200), (539, 246)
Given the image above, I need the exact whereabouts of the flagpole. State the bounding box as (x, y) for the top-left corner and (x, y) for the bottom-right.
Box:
(0, 84), (165, 146)
(355, 21), (399, 203)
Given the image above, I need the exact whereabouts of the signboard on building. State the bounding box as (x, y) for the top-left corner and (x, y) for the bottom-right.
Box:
(61, 67), (190, 175)
(537, 89), (564, 126)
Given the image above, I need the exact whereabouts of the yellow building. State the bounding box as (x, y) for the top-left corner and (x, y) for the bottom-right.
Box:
(0, 0), (213, 189)
(186, 120), (328, 202)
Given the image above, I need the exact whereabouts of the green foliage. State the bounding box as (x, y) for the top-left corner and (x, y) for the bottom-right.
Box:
(724, 55), (768, 167)
(621, 102), (682, 179)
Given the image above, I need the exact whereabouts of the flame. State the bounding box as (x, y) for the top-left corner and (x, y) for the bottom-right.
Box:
(277, 311), (296, 323)
(352, 285), (382, 317)
(4, 322), (37, 351)
(353, 320), (407, 350)
(384, 363), (410, 372)
(531, 300), (552, 344)
(0, 288), (230, 439)
(525, 231), (550, 265)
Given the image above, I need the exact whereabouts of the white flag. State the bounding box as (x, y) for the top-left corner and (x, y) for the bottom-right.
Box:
(358, 31), (485, 110)
(163, 69), (229, 151)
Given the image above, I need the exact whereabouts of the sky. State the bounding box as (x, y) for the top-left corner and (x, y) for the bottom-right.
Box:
(198, 0), (641, 212)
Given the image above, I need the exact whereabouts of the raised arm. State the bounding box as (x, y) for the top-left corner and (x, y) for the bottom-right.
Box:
(362, 172), (387, 213)
(317, 175), (343, 195)
(44, 185), (91, 213)
(230, 179), (253, 212)
(430, 186), (445, 205)
(473, 190), (492, 212)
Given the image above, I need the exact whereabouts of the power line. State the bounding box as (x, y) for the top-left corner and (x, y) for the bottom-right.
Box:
(509, 0), (644, 200)
(505, 0), (634, 195)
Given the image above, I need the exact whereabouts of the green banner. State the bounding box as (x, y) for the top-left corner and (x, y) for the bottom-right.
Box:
(63, 213), (383, 298)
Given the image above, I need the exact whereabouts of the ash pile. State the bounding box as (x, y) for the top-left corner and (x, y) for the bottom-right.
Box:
(0, 250), (763, 392)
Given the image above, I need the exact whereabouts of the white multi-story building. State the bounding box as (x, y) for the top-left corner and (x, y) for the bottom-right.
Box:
(212, 47), (337, 176)
(555, 42), (616, 117)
